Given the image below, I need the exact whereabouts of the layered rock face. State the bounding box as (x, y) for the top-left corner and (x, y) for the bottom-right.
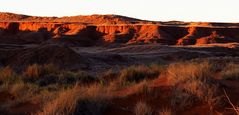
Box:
(177, 26), (239, 45)
(0, 22), (178, 45)
(1, 12), (239, 45)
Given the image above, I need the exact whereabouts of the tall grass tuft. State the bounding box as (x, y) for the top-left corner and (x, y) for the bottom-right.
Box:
(167, 61), (221, 109)
(24, 64), (42, 79)
(0, 66), (18, 84)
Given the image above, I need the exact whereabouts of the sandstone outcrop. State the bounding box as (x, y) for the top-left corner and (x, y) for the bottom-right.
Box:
(1, 12), (239, 45)
(177, 26), (239, 45)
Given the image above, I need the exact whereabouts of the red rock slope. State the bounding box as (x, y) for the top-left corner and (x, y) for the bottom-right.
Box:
(0, 12), (239, 45)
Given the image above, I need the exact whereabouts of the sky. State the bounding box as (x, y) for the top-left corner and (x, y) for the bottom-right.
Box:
(0, 0), (238, 22)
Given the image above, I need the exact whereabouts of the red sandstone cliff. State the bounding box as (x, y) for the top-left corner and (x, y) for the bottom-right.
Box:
(1, 12), (239, 45)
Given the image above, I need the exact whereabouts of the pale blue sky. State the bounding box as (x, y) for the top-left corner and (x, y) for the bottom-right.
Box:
(0, 0), (238, 22)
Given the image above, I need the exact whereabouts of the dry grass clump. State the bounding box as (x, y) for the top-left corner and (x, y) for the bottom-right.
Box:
(167, 61), (221, 109)
(119, 66), (147, 83)
(119, 64), (163, 83)
(0, 64), (105, 115)
(23, 64), (60, 87)
(24, 64), (42, 79)
(167, 61), (213, 85)
(37, 86), (80, 115)
(24, 63), (59, 80)
(37, 84), (111, 115)
(0, 66), (18, 84)
(220, 63), (239, 80)
(134, 101), (152, 115)
(23, 64), (97, 86)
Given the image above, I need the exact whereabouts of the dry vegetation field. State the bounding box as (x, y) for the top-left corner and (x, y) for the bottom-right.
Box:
(0, 59), (239, 115)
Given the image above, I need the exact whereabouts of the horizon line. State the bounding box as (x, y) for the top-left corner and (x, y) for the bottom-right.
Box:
(1, 11), (239, 23)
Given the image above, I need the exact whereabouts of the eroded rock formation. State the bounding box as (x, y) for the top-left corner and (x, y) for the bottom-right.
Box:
(0, 12), (239, 45)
